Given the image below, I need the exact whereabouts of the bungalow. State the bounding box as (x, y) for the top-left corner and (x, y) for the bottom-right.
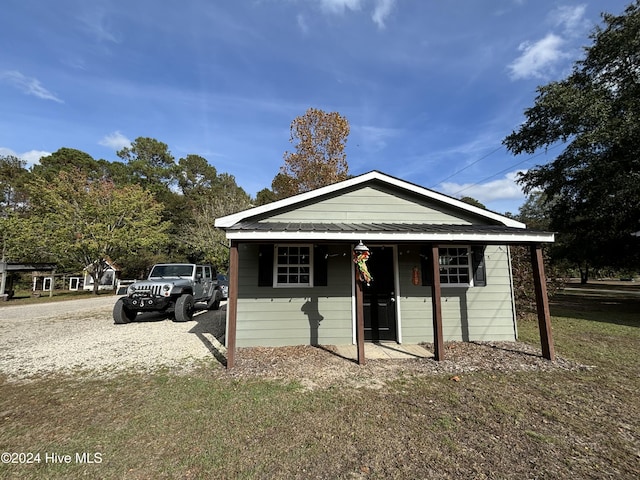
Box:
(214, 171), (555, 368)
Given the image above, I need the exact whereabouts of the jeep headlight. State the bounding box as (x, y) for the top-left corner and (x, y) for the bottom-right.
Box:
(127, 284), (137, 295)
(162, 284), (172, 297)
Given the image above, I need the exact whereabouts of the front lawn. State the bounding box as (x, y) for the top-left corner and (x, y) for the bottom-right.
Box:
(1, 289), (638, 479)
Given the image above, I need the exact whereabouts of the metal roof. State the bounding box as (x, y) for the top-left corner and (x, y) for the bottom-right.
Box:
(225, 222), (554, 243)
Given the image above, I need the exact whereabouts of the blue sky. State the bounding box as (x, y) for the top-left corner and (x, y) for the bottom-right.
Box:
(0, 0), (630, 214)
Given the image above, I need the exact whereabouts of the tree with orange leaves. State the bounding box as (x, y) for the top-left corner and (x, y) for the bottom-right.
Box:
(274, 107), (350, 199)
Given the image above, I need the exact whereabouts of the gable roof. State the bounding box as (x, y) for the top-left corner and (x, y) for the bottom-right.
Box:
(216, 170), (525, 229)
(215, 171), (554, 243)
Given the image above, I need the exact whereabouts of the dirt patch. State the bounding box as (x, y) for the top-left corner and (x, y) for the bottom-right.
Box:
(220, 341), (586, 390)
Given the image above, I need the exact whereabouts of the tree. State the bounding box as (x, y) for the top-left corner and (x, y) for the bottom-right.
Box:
(172, 154), (251, 267)
(32, 148), (136, 188)
(180, 173), (251, 269)
(459, 196), (486, 209)
(117, 137), (176, 193)
(271, 172), (297, 200)
(510, 192), (564, 315)
(516, 191), (553, 231)
(18, 169), (170, 293)
(117, 137), (189, 258)
(276, 107), (350, 199)
(255, 187), (276, 206)
(503, 1), (640, 278)
(1, 155), (29, 266)
(0, 155), (28, 213)
(96, 158), (134, 187)
(32, 148), (102, 182)
(176, 154), (218, 198)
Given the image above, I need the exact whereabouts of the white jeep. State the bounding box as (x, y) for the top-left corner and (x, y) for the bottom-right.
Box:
(113, 263), (223, 324)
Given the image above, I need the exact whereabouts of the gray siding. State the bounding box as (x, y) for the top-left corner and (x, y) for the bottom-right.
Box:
(235, 243), (354, 347)
(264, 185), (484, 225)
(235, 242), (516, 347)
(398, 245), (516, 343)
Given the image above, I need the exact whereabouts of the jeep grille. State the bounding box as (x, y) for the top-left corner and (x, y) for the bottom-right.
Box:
(135, 285), (163, 296)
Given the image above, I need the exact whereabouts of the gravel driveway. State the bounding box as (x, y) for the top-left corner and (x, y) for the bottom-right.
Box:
(0, 295), (227, 381)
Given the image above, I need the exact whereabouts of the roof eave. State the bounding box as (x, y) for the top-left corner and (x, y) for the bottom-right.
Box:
(224, 231), (555, 243)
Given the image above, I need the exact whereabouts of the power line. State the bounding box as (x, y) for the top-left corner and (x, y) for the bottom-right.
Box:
(428, 145), (504, 188)
(450, 143), (562, 197)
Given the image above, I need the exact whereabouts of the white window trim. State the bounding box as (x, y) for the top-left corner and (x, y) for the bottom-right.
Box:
(438, 245), (473, 288)
(273, 244), (314, 288)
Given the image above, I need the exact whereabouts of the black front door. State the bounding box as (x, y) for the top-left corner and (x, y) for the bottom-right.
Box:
(363, 246), (397, 342)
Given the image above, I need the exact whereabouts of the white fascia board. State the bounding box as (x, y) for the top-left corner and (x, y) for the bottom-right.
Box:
(215, 173), (380, 228)
(376, 174), (525, 228)
(224, 230), (555, 243)
(214, 171), (525, 229)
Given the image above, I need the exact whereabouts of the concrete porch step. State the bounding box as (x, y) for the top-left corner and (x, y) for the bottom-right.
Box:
(334, 342), (434, 360)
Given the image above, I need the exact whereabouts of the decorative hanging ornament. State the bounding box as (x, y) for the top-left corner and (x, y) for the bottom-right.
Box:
(353, 241), (372, 285)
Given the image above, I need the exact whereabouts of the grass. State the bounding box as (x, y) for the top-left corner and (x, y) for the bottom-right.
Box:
(0, 289), (112, 307)
(1, 289), (639, 479)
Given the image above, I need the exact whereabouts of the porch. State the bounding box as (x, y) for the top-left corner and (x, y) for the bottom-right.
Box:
(333, 342), (433, 360)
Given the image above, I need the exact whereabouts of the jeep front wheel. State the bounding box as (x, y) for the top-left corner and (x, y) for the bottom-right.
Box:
(207, 292), (221, 310)
(113, 298), (137, 324)
(174, 294), (194, 322)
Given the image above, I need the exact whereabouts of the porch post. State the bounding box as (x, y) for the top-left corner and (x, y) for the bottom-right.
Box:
(430, 244), (444, 361)
(530, 244), (555, 361)
(355, 270), (366, 365)
(226, 241), (239, 369)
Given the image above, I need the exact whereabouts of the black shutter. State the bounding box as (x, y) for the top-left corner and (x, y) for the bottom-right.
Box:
(313, 245), (328, 286)
(420, 245), (434, 286)
(258, 244), (274, 287)
(471, 245), (487, 287)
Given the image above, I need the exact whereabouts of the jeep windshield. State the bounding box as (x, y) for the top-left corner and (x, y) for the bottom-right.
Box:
(149, 265), (194, 278)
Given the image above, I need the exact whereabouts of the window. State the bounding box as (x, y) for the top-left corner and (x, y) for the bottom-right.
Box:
(150, 265), (194, 278)
(420, 245), (485, 287)
(438, 246), (471, 286)
(275, 245), (312, 287)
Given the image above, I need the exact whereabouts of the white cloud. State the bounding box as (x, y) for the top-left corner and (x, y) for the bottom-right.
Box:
(319, 0), (363, 14)
(316, 0), (395, 28)
(440, 170), (527, 204)
(0, 147), (16, 158)
(297, 13), (309, 34)
(0, 71), (63, 103)
(76, 7), (120, 43)
(354, 124), (399, 152)
(21, 150), (51, 167)
(372, 0), (396, 29)
(99, 131), (131, 150)
(507, 5), (588, 81)
(0, 147), (51, 168)
(550, 4), (588, 37)
(508, 33), (568, 80)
